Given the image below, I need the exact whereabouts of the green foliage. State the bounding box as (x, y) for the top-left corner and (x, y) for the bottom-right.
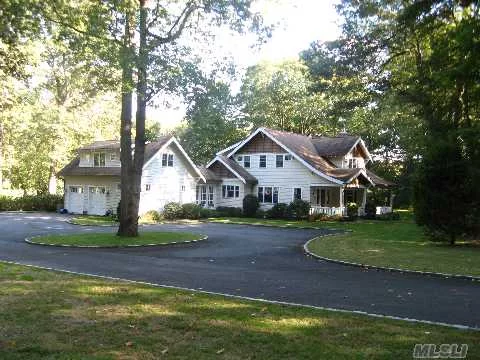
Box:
(242, 194), (260, 217)
(216, 206), (242, 217)
(0, 194), (63, 211)
(414, 138), (473, 244)
(287, 199), (310, 220)
(179, 80), (248, 165)
(141, 210), (162, 223)
(199, 207), (217, 219)
(364, 202), (376, 218)
(375, 212), (400, 221)
(162, 202), (183, 220)
(266, 203), (290, 220)
(346, 202), (359, 218)
(181, 203), (202, 220)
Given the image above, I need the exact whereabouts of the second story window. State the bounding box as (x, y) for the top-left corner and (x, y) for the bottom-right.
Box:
(94, 153), (106, 167)
(145, 184), (151, 191)
(244, 155), (250, 168)
(276, 155), (284, 168)
(259, 155), (267, 168)
(162, 154), (174, 167)
(348, 158), (358, 168)
(110, 153), (116, 161)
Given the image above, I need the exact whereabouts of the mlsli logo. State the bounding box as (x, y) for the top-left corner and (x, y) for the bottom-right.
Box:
(413, 344), (468, 359)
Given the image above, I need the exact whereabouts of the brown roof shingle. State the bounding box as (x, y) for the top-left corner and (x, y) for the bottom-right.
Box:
(58, 137), (172, 177)
(216, 155), (258, 183)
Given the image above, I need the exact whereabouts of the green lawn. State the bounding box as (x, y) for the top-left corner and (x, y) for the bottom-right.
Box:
(70, 215), (118, 226)
(0, 262), (478, 359)
(209, 213), (480, 277)
(29, 231), (203, 247)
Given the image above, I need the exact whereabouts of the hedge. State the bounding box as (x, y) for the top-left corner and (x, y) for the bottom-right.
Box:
(0, 194), (63, 212)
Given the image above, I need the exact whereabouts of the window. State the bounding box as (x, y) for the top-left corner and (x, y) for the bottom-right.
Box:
(110, 153), (116, 161)
(201, 186), (207, 206)
(293, 187), (302, 200)
(243, 155), (250, 168)
(208, 186), (214, 207)
(259, 155), (267, 168)
(145, 184), (151, 191)
(237, 155), (243, 161)
(276, 155), (284, 168)
(258, 186), (279, 203)
(116, 184), (121, 192)
(69, 186), (83, 193)
(285, 154), (292, 161)
(222, 185), (239, 198)
(162, 154), (174, 167)
(90, 187), (105, 194)
(93, 153), (106, 167)
(348, 158), (358, 168)
(181, 185), (185, 192)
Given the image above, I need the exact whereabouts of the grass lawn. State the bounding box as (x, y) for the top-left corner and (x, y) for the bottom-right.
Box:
(70, 215), (118, 226)
(208, 217), (323, 228)
(209, 213), (480, 277)
(29, 231), (203, 247)
(0, 262), (478, 359)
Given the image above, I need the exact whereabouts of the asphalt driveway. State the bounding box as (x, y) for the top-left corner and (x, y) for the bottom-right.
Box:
(0, 212), (479, 328)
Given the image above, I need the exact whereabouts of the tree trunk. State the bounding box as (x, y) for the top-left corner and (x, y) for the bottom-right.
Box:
(117, 10), (138, 237)
(0, 121), (3, 188)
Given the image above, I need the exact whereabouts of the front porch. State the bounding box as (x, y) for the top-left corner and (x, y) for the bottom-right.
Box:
(309, 186), (367, 217)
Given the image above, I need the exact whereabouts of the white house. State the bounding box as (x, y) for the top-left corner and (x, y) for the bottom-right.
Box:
(196, 127), (394, 215)
(58, 136), (205, 215)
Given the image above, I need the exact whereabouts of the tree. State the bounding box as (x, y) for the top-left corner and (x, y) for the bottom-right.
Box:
(324, 0), (480, 242)
(180, 80), (247, 165)
(240, 60), (328, 134)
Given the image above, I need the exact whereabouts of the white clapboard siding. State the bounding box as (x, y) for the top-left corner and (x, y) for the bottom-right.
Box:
(215, 179), (246, 208)
(234, 152), (340, 208)
(139, 143), (198, 214)
(63, 175), (121, 215)
(79, 149), (121, 168)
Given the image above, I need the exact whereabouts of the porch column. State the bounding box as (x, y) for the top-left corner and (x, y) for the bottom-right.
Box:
(339, 187), (344, 209)
(362, 188), (367, 207)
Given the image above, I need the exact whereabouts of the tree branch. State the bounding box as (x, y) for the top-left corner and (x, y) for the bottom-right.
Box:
(147, 1), (199, 47)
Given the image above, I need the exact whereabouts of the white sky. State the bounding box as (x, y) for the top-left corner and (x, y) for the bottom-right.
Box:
(151, 0), (341, 130)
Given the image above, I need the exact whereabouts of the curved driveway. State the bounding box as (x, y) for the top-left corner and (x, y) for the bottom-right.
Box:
(0, 212), (479, 328)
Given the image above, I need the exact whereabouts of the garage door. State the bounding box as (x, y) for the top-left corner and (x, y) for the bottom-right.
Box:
(67, 186), (84, 214)
(88, 186), (107, 215)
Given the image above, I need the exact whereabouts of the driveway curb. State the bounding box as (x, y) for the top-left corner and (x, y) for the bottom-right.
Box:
(25, 234), (208, 248)
(303, 234), (480, 282)
(1, 259), (478, 332)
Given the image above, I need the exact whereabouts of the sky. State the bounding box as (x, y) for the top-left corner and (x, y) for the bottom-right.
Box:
(152, 0), (342, 130)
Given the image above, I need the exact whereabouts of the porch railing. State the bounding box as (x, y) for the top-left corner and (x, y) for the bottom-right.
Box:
(310, 206), (346, 216)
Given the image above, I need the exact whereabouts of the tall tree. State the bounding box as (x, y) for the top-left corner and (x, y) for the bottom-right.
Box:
(180, 80), (247, 164)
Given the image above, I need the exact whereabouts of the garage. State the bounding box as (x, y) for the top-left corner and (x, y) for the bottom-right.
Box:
(67, 186), (84, 213)
(87, 186), (107, 215)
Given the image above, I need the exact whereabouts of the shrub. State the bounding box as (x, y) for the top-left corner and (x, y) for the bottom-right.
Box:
(376, 212), (400, 221)
(364, 202), (376, 217)
(162, 202), (183, 220)
(0, 194), (63, 212)
(181, 203), (202, 220)
(267, 203), (289, 219)
(287, 199), (310, 220)
(255, 209), (267, 219)
(242, 195), (259, 217)
(141, 210), (162, 223)
(346, 202), (359, 218)
(216, 206), (242, 217)
(308, 212), (342, 222)
(199, 208), (217, 219)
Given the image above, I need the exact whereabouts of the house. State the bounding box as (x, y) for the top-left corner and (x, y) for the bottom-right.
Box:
(58, 136), (205, 215)
(197, 127), (394, 216)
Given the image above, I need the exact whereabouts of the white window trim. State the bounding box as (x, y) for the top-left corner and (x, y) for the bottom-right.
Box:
(259, 154), (267, 169)
(93, 152), (106, 167)
(292, 187), (302, 201)
(243, 155), (251, 168)
(222, 184), (240, 199)
(69, 185), (84, 194)
(257, 185), (279, 204)
(110, 153), (117, 161)
(275, 154), (284, 168)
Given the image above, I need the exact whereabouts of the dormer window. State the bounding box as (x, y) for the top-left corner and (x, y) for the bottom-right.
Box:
(162, 154), (174, 167)
(348, 158), (358, 169)
(110, 153), (116, 161)
(94, 153), (106, 167)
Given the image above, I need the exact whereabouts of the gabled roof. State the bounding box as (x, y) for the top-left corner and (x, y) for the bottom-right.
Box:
(59, 136), (205, 182)
(78, 140), (120, 151)
(206, 155), (258, 184)
(198, 166), (222, 183)
(366, 169), (396, 188)
(224, 127), (390, 187)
